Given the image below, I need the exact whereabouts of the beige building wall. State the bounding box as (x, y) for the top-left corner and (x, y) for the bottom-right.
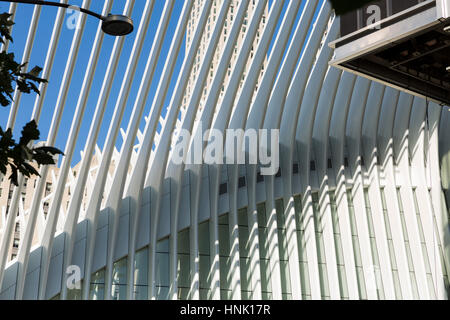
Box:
(0, 150), (122, 264)
(183, 0), (268, 120)
(0, 162), (61, 262)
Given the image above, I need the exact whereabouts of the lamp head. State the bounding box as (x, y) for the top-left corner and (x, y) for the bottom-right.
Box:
(102, 14), (134, 36)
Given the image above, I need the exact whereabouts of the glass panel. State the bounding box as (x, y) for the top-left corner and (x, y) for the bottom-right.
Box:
(395, 188), (419, 299)
(156, 238), (170, 300)
(177, 229), (190, 300)
(155, 286), (169, 300)
(329, 191), (349, 299)
(312, 193), (330, 299)
(257, 203), (272, 299)
(364, 188), (385, 299)
(89, 269), (105, 300)
(112, 258), (127, 300)
(134, 247), (148, 300)
(218, 214), (231, 300)
(294, 195), (311, 299)
(412, 189), (436, 299)
(275, 198), (292, 298)
(380, 188), (402, 299)
(199, 221), (211, 299)
(67, 280), (82, 300)
(238, 208), (251, 298)
(346, 189), (367, 299)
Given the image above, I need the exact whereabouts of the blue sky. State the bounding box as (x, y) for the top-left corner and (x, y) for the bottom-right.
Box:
(0, 0), (321, 166)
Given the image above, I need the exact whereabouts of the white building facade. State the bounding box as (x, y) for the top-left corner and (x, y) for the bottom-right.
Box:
(0, 0), (449, 300)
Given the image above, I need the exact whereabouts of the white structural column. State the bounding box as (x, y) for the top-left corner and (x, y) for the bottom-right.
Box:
(56, 0), (117, 300)
(364, 83), (408, 299)
(369, 88), (412, 300)
(378, 89), (410, 299)
(427, 102), (450, 282)
(0, 0), (449, 302)
(109, 1), (174, 301)
(25, 0), (92, 300)
(311, 68), (346, 299)
(328, 72), (359, 299)
(20, 0), (105, 300)
(440, 107), (450, 282)
(382, 91), (430, 299)
(6, 5), (42, 130)
(350, 78), (396, 299)
(246, 0), (322, 300)
(0, 3), (43, 294)
(344, 77), (378, 300)
(185, 0), (251, 300)
(0, 2), (17, 52)
(194, 0), (268, 299)
(12, 0), (69, 300)
(390, 92), (419, 298)
(165, 0), (230, 300)
(294, 19), (340, 301)
(223, 0), (286, 300)
(77, 0), (154, 300)
(265, 0), (323, 300)
(74, 1), (136, 301)
(227, 0), (308, 301)
(42, 1), (134, 301)
(30, 1), (69, 124)
(409, 98), (446, 299)
(243, 1), (317, 299)
(210, 0), (278, 300)
(119, 0), (193, 301)
(279, 2), (334, 300)
(143, 0), (208, 299)
(311, 66), (343, 299)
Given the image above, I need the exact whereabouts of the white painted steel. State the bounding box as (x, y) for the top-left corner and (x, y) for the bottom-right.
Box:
(0, 0), (448, 301)
(164, 0), (230, 300)
(36, 0), (93, 299)
(58, 0), (115, 301)
(15, 0), (72, 300)
(184, 0), (251, 300)
(0, 2), (42, 294)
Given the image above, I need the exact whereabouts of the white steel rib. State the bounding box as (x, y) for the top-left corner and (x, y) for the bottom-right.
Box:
(0, 0), (448, 300)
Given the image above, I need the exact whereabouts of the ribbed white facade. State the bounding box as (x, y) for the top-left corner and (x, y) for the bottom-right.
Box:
(0, 0), (449, 300)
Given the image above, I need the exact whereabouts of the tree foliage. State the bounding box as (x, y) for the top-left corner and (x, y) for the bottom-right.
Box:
(0, 13), (47, 106)
(0, 12), (63, 186)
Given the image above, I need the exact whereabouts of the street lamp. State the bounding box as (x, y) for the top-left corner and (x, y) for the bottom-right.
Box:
(0, 0), (134, 36)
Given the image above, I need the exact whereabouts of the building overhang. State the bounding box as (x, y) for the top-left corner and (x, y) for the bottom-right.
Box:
(329, 0), (450, 106)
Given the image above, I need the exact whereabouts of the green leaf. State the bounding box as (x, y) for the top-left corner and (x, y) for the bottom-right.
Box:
(21, 161), (39, 176)
(33, 152), (56, 165)
(0, 162), (6, 175)
(9, 166), (18, 186)
(19, 120), (40, 145)
(0, 12), (62, 187)
(34, 146), (64, 155)
(19, 144), (33, 161)
(28, 66), (43, 77)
